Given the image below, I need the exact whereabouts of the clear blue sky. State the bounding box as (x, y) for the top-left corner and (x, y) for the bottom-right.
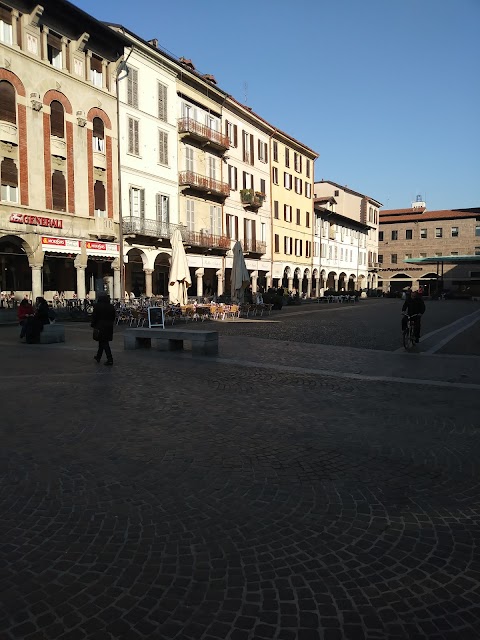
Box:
(76, 0), (479, 211)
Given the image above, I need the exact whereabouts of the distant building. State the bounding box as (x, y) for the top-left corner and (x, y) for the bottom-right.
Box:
(379, 198), (480, 295)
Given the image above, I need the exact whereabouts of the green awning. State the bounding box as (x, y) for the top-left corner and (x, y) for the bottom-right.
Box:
(404, 255), (480, 265)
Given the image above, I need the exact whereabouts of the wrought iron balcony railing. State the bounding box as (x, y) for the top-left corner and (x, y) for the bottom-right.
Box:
(241, 239), (267, 255)
(179, 171), (230, 197)
(185, 230), (230, 250)
(240, 188), (265, 209)
(178, 117), (230, 150)
(123, 217), (188, 241)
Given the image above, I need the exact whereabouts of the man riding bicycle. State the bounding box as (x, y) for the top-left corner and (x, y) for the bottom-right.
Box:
(402, 290), (426, 343)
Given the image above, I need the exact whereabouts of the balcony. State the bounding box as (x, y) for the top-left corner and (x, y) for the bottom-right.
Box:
(185, 230), (230, 251)
(240, 188), (265, 210)
(123, 217), (188, 241)
(179, 171), (230, 198)
(178, 117), (230, 151)
(92, 217), (116, 240)
(241, 239), (267, 256)
(368, 261), (380, 270)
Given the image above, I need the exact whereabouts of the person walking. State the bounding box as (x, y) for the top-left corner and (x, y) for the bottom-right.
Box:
(91, 294), (115, 366)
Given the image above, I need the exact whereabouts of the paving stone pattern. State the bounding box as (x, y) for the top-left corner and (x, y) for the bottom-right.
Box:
(1, 320), (480, 639)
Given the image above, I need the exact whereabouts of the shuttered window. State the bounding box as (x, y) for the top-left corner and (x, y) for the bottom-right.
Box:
(0, 81), (16, 123)
(186, 199), (195, 232)
(228, 165), (237, 190)
(50, 100), (64, 138)
(47, 32), (62, 68)
(90, 55), (103, 87)
(0, 5), (12, 45)
(0, 6), (12, 24)
(129, 186), (144, 218)
(90, 55), (102, 73)
(158, 82), (167, 121)
(210, 205), (221, 236)
(52, 170), (66, 211)
(92, 117), (104, 152)
(274, 201), (279, 219)
(1, 157), (17, 186)
(158, 130), (168, 165)
(128, 117), (139, 155)
(156, 193), (169, 224)
(127, 67), (138, 108)
(94, 180), (106, 213)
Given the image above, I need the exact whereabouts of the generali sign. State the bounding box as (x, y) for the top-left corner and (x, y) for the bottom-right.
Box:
(10, 213), (63, 229)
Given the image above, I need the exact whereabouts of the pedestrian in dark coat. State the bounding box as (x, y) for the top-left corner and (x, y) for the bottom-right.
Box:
(25, 297), (50, 343)
(91, 294), (115, 366)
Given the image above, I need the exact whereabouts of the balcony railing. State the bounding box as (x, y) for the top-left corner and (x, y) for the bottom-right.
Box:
(368, 261), (380, 269)
(178, 117), (230, 150)
(240, 188), (265, 209)
(179, 171), (230, 197)
(185, 230), (230, 250)
(241, 239), (267, 255)
(123, 217), (188, 241)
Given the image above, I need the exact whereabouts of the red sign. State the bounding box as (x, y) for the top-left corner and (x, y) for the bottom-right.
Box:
(86, 241), (106, 250)
(10, 213), (63, 229)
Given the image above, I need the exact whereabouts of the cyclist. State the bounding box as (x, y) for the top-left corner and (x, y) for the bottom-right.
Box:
(402, 290), (426, 343)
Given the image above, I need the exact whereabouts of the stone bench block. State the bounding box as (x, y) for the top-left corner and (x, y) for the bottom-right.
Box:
(124, 328), (218, 356)
(39, 323), (65, 344)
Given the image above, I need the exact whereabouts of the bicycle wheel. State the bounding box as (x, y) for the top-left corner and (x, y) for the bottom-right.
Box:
(403, 328), (414, 351)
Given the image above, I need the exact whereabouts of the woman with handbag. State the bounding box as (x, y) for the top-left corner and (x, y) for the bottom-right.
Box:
(91, 294), (115, 366)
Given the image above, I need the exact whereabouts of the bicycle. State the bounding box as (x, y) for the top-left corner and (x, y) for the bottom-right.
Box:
(402, 313), (420, 351)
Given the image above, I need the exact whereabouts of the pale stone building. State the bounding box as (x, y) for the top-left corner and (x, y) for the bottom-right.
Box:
(0, 0), (126, 301)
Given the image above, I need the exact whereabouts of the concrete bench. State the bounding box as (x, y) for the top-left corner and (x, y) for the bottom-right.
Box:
(39, 323), (65, 344)
(124, 327), (218, 356)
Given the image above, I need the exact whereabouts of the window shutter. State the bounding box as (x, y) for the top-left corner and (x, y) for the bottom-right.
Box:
(234, 167), (238, 191)
(0, 81), (16, 124)
(52, 170), (66, 211)
(90, 55), (102, 73)
(128, 118), (134, 153)
(242, 130), (246, 161)
(158, 82), (167, 121)
(0, 6), (12, 23)
(250, 135), (254, 165)
(134, 120), (139, 155)
(159, 130), (168, 164)
(242, 171), (247, 190)
(1, 158), (17, 187)
(225, 119), (229, 135)
(257, 139), (261, 160)
(94, 180), (106, 211)
(92, 117), (104, 139)
(260, 179), (265, 194)
(47, 33), (62, 49)
(50, 100), (64, 138)
(244, 219), (247, 244)
(252, 221), (256, 246)
(284, 237), (287, 253)
(210, 206), (214, 234)
(140, 189), (145, 220)
(233, 124), (237, 147)
(235, 216), (238, 240)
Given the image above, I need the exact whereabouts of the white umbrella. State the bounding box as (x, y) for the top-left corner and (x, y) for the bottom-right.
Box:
(230, 240), (250, 303)
(169, 228), (191, 305)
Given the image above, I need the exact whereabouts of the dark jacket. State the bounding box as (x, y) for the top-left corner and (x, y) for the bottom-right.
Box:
(35, 299), (50, 327)
(402, 296), (426, 316)
(91, 298), (115, 342)
(18, 302), (34, 322)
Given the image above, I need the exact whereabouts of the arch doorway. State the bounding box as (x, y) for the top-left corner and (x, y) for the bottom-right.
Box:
(125, 248), (146, 297)
(154, 252), (170, 296)
(0, 235), (32, 295)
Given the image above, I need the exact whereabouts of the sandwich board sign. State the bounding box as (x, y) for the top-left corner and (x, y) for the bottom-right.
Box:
(147, 307), (165, 329)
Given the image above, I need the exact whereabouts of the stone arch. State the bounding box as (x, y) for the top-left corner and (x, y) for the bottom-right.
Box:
(87, 107), (113, 219)
(338, 271), (347, 291)
(87, 106), (112, 130)
(312, 268), (318, 279)
(348, 274), (356, 292)
(153, 251), (171, 296)
(125, 248), (148, 297)
(0, 68), (26, 97)
(326, 271), (337, 289)
(0, 233), (35, 295)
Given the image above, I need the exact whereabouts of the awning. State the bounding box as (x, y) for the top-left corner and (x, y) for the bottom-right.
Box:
(85, 241), (119, 258)
(41, 236), (81, 253)
(404, 255), (480, 265)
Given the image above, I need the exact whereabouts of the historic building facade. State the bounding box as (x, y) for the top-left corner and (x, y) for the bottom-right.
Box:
(379, 201), (480, 295)
(0, 0), (126, 301)
(313, 180), (381, 293)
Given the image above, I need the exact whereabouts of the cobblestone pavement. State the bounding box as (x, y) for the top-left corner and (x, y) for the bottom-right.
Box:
(1, 317), (480, 640)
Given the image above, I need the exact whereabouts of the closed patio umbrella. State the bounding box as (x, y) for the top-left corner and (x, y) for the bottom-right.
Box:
(230, 240), (250, 303)
(169, 228), (191, 305)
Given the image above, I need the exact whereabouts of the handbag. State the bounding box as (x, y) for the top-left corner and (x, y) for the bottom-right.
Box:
(93, 328), (100, 341)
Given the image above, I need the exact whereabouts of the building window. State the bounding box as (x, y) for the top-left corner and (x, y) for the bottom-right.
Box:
(242, 130), (254, 165)
(274, 234), (279, 253)
(285, 147), (290, 167)
(294, 152), (302, 173)
(295, 239), (302, 256)
(225, 121), (237, 147)
(420, 228), (427, 238)
(420, 253), (427, 258)
(306, 159), (310, 178)
(334, 190), (339, 196)
(0, 80), (16, 124)
(475, 246), (480, 256)
(210, 205), (222, 236)
(260, 179), (266, 196)
(305, 183), (311, 198)
(405, 253), (412, 259)
(391, 230), (398, 240)
(92, 117), (105, 152)
(378, 231), (384, 241)
(50, 100), (64, 138)
(272, 166), (278, 185)
(273, 140), (278, 162)
(186, 199), (195, 232)
(378, 254), (383, 264)
(128, 117), (140, 155)
(158, 82), (167, 121)
(435, 227), (443, 238)
(306, 211), (310, 228)
(405, 229), (413, 240)
(158, 130), (168, 165)
(391, 254), (397, 264)
(435, 252), (442, 257)
(0, 7), (12, 45)
(129, 186), (145, 219)
(242, 171), (253, 190)
(294, 177), (302, 194)
(296, 208), (301, 225)
(1, 158), (18, 202)
(94, 180), (106, 217)
(258, 139), (268, 163)
(228, 165), (238, 190)
(52, 170), (66, 211)
(90, 55), (103, 87)
(476, 221), (480, 236)
(284, 205), (292, 222)
(306, 241), (311, 258)
(274, 200), (279, 219)
(208, 156), (217, 180)
(226, 214), (238, 240)
(450, 251), (458, 256)
(156, 194), (169, 224)
(47, 32), (63, 69)
(284, 172), (292, 189)
(127, 67), (138, 108)
(451, 226), (459, 238)
(185, 146), (194, 172)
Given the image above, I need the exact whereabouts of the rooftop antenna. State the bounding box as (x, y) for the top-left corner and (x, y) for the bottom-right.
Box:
(243, 81), (248, 105)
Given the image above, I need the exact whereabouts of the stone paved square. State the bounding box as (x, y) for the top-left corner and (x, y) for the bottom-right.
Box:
(1, 301), (480, 639)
